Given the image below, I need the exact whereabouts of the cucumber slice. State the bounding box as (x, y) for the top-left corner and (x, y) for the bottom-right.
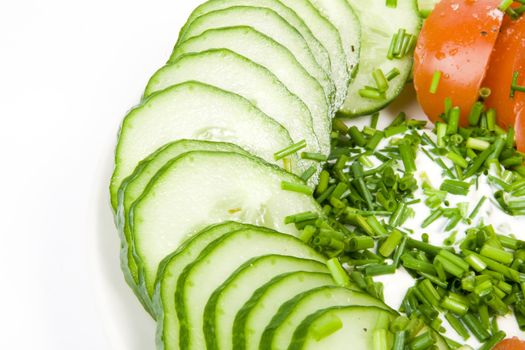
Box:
(169, 27), (330, 154)
(131, 151), (321, 299)
(144, 49), (324, 159)
(260, 285), (391, 349)
(308, 0), (360, 82)
(277, 0), (349, 108)
(289, 306), (396, 350)
(339, 0), (422, 116)
(153, 221), (256, 350)
(178, 0), (332, 85)
(204, 255), (328, 350)
(178, 6), (336, 106)
(233, 271), (335, 350)
(109, 81), (295, 209)
(176, 228), (326, 350)
(116, 140), (249, 293)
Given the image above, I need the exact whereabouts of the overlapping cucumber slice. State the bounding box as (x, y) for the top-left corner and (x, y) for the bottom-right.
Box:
(177, 0), (332, 83)
(169, 26), (331, 153)
(109, 81), (295, 209)
(203, 255), (328, 350)
(130, 150), (321, 302)
(177, 6), (335, 106)
(339, 0), (422, 116)
(260, 286), (391, 349)
(144, 49), (323, 162)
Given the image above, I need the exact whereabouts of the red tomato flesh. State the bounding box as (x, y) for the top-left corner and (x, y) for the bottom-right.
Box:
(494, 337), (525, 350)
(414, 0), (504, 125)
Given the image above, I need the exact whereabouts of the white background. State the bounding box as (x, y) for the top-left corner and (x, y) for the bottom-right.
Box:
(0, 0), (204, 348)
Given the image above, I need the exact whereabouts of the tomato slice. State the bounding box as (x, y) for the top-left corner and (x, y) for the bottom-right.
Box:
(483, 15), (525, 151)
(494, 337), (525, 350)
(414, 0), (504, 125)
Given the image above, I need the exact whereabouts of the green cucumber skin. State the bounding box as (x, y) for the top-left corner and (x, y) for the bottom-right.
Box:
(203, 256), (328, 350)
(175, 0), (332, 81)
(259, 285), (391, 349)
(338, 0), (422, 117)
(288, 306), (396, 350)
(175, 229), (326, 349)
(153, 222), (254, 350)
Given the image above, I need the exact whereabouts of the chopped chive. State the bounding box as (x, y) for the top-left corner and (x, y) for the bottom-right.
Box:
(299, 225), (316, 242)
(348, 126), (367, 147)
(440, 179), (470, 196)
(283, 157), (292, 172)
(284, 211), (319, 224)
(461, 313), (491, 342)
(365, 264), (396, 276)
(387, 33), (398, 59)
(311, 314), (343, 341)
(446, 151), (469, 168)
(466, 137), (490, 151)
(281, 181), (313, 195)
(429, 70), (442, 94)
(333, 118), (349, 133)
(479, 331), (506, 350)
(445, 312), (470, 340)
(326, 258), (350, 287)
(392, 331), (405, 350)
(359, 87), (384, 100)
(436, 122), (447, 147)
(465, 254), (487, 272)
(480, 244), (514, 265)
(300, 166), (317, 182)
(479, 87), (492, 99)
(447, 107), (461, 134)
(366, 131), (384, 151)
(373, 68), (389, 92)
(422, 208), (443, 228)
(373, 329), (389, 350)
(499, 0), (514, 11)
(301, 152), (327, 162)
(468, 101), (485, 126)
(464, 147), (493, 178)
(386, 68), (401, 81)
(386, 0), (397, 8)
(399, 143), (416, 173)
(385, 124), (408, 138)
(379, 230), (404, 257)
(348, 236), (375, 251)
(274, 140), (306, 160)
(370, 112), (380, 128)
(393, 29), (406, 57)
(316, 170), (330, 195)
(407, 331), (435, 350)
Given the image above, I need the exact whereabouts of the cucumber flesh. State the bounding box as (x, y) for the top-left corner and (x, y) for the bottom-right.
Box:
(144, 49), (323, 163)
(204, 255), (328, 350)
(340, 0), (422, 116)
(178, 0), (332, 84)
(308, 0), (360, 82)
(176, 229), (326, 350)
(153, 222), (255, 350)
(131, 151), (321, 298)
(178, 6), (335, 106)
(169, 27), (331, 154)
(260, 286), (391, 350)
(288, 306), (395, 350)
(116, 140), (249, 292)
(233, 271), (335, 350)
(277, 0), (349, 109)
(109, 81), (295, 209)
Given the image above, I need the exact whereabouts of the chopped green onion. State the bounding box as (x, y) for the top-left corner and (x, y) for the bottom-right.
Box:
(284, 211), (319, 224)
(440, 179), (471, 196)
(379, 230), (404, 257)
(466, 137), (490, 151)
(386, 68), (401, 81)
(274, 140), (306, 160)
(386, 0), (397, 8)
(373, 68), (389, 93)
(311, 314), (343, 341)
(479, 331), (506, 350)
(446, 151), (469, 168)
(407, 331), (435, 350)
(301, 152), (327, 162)
(399, 143), (416, 173)
(281, 181), (313, 195)
(348, 126), (367, 147)
(499, 0), (514, 12)
(445, 312), (470, 340)
(447, 107), (461, 134)
(480, 244), (514, 265)
(430, 70), (442, 94)
(359, 87), (384, 100)
(468, 101), (485, 126)
(300, 166), (317, 182)
(349, 236), (375, 251)
(479, 87), (492, 99)
(326, 258), (350, 287)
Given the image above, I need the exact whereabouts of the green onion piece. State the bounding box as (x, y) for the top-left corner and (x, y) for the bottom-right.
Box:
(300, 166), (317, 182)
(379, 230), (403, 257)
(486, 108), (496, 131)
(445, 312), (470, 340)
(434, 255), (464, 278)
(446, 151), (469, 168)
(479, 331), (506, 350)
(348, 126), (367, 147)
(399, 143), (416, 173)
(373, 68), (389, 93)
(393, 28), (406, 57)
(447, 107), (461, 134)
(274, 140), (307, 160)
(365, 264), (396, 276)
(401, 254), (436, 275)
(385, 124), (408, 138)
(326, 258), (350, 287)
(407, 331), (435, 350)
(464, 147), (493, 178)
(386, 68), (401, 81)
(387, 33), (398, 60)
(386, 0), (397, 8)
(315, 170), (330, 195)
(422, 208), (443, 228)
(348, 236), (375, 251)
(299, 225), (316, 242)
(332, 118), (349, 133)
(284, 211), (319, 224)
(311, 314), (343, 341)
(281, 181), (313, 195)
(373, 329), (389, 350)
(371, 112), (380, 128)
(465, 254), (487, 272)
(479, 87), (492, 99)
(392, 331), (405, 350)
(301, 152), (327, 162)
(461, 313), (491, 342)
(499, 0), (514, 11)
(480, 244), (514, 265)
(468, 196), (487, 220)
(367, 215), (388, 236)
(407, 237), (443, 256)
(485, 294), (509, 316)
(436, 122), (447, 147)
(429, 70), (442, 94)
(468, 101), (485, 126)
(440, 179), (470, 196)
(366, 131), (385, 151)
(466, 137), (490, 151)
(359, 87), (384, 100)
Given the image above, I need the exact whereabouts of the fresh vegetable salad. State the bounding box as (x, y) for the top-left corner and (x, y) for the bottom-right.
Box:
(109, 0), (525, 348)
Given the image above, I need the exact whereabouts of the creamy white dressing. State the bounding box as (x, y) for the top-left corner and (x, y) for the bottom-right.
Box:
(367, 128), (525, 344)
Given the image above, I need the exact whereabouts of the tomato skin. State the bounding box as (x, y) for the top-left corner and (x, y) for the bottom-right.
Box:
(494, 337), (525, 350)
(414, 0), (503, 125)
(483, 15), (525, 151)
